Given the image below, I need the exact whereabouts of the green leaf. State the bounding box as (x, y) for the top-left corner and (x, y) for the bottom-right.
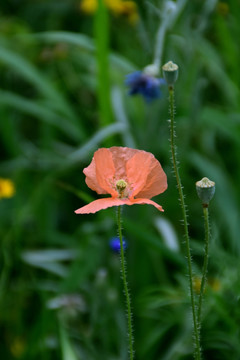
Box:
(0, 44), (84, 138)
(0, 90), (81, 140)
(59, 322), (79, 360)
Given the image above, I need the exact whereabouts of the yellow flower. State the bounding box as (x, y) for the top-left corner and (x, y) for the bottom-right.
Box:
(118, 1), (139, 24)
(217, 2), (229, 16)
(193, 276), (202, 294)
(80, 0), (98, 14)
(10, 337), (25, 357)
(0, 178), (15, 199)
(80, 0), (139, 24)
(193, 276), (221, 294)
(105, 0), (123, 14)
(209, 278), (221, 292)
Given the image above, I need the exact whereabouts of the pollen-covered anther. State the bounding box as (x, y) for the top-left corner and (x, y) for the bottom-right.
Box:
(116, 179), (128, 198)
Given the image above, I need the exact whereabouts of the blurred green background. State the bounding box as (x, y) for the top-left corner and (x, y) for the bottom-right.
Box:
(1, 0), (240, 359)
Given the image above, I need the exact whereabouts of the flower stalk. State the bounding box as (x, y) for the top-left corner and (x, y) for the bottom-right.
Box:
(197, 206), (210, 324)
(195, 177), (215, 326)
(168, 85), (201, 360)
(117, 206), (134, 360)
(153, 2), (178, 70)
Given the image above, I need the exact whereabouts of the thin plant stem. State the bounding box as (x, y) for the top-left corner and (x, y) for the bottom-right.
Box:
(153, 15), (169, 69)
(168, 86), (201, 360)
(117, 206), (134, 360)
(197, 206), (210, 324)
(152, 1), (188, 70)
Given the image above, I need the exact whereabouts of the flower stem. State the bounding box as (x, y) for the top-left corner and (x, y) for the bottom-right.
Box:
(197, 206), (210, 324)
(117, 206), (134, 360)
(153, 2), (187, 70)
(153, 15), (169, 69)
(168, 86), (201, 360)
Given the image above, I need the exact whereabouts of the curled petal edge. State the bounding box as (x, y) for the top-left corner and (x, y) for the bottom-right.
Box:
(75, 197), (164, 214)
(129, 198), (164, 212)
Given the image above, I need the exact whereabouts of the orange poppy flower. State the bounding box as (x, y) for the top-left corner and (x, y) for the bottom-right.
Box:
(75, 147), (167, 214)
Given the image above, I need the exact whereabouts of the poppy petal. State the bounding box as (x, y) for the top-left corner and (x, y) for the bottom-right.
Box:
(75, 198), (126, 214)
(94, 149), (118, 197)
(84, 159), (108, 194)
(109, 147), (138, 179)
(128, 198), (164, 211)
(126, 151), (153, 197)
(136, 156), (167, 199)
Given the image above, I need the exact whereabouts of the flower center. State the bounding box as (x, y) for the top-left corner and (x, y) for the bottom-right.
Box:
(116, 179), (127, 198)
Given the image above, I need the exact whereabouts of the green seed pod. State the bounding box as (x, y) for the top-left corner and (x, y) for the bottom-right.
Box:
(162, 61), (179, 86)
(196, 177), (215, 206)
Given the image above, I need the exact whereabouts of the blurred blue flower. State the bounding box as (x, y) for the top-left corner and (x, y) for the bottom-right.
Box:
(125, 71), (165, 102)
(109, 237), (128, 253)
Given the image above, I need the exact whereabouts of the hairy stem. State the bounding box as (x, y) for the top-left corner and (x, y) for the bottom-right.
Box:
(197, 206), (210, 324)
(168, 86), (201, 360)
(117, 206), (134, 360)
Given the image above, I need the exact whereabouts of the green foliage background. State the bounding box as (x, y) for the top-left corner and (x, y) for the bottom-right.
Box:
(1, 0), (240, 359)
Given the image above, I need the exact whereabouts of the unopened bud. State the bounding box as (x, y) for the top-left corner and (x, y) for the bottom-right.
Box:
(196, 177), (215, 206)
(162, 61), (179, 86)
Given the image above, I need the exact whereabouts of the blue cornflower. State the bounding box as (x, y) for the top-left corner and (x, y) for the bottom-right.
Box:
(125, 71), (165, 102)
(109, 237), (128, 253)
